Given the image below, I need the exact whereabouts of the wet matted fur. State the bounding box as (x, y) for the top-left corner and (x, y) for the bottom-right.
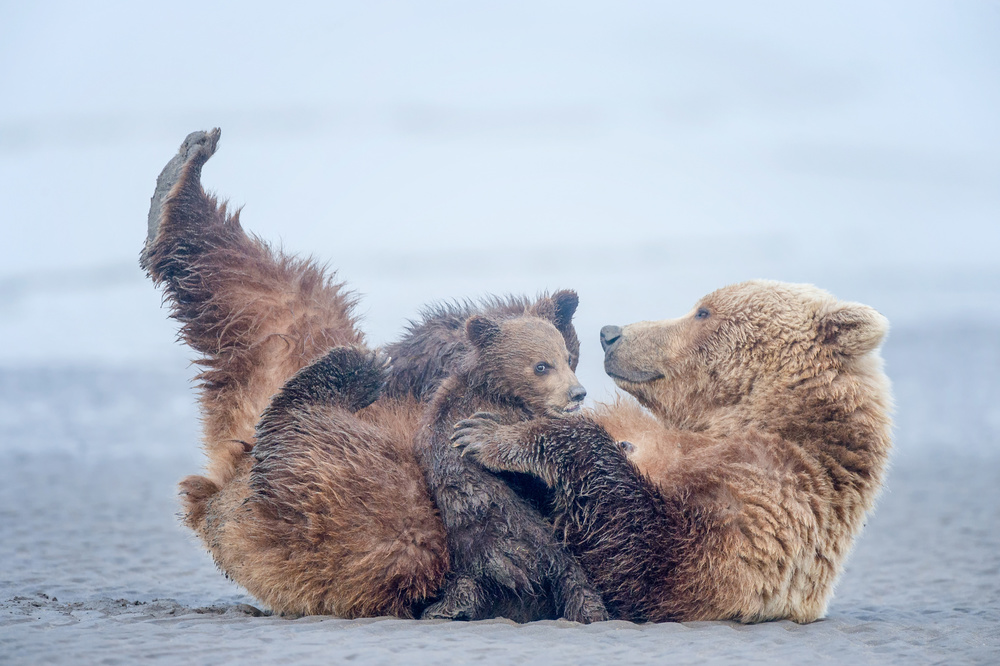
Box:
(142, 129), (601, 620)
(415, 307), (606, 623)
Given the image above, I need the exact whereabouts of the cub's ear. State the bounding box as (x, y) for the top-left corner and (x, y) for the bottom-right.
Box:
(533, 289), (579, 331)
(466, 315), (501, 349)
(551, 289), (579, 331)
(817, 302), (889, 356)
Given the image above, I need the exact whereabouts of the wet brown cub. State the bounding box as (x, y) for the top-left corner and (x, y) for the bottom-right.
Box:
(417, 300), (607, 623)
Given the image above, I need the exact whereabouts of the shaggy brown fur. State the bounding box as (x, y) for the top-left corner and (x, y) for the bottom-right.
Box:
(143, 129), (601, 621)
(453, 280), (893, 623)
(416, 308), (607, 623)
(143, 130), (448, 617)
(140, 129), (362, 487)
(383, 296), (581, 402)
(186, 348), (448, 617)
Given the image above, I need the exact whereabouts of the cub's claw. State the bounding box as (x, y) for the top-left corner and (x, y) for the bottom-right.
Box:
(374, 349), (393, 373)
(468, 411), (503, 423)
(450, 415), (502, 458)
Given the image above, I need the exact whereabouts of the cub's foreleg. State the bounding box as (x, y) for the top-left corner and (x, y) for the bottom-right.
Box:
(453, 414), (683, 622)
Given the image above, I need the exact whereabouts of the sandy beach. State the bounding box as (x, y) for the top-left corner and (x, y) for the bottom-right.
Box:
(2, 321), (998, 664)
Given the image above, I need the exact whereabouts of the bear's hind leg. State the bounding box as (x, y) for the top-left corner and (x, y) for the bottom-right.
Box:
(142, 129), (363, 485)
(177, 474), (220, 533)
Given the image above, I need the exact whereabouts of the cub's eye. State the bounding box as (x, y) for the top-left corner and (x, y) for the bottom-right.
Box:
(695, 308), (711, 320)
(534, 362), (549, 375)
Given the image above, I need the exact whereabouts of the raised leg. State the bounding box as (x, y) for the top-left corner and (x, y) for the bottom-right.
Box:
(142, 129), (363, 485)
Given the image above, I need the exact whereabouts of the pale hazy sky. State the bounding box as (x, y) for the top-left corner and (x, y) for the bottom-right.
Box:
(1, 1), (997, 378)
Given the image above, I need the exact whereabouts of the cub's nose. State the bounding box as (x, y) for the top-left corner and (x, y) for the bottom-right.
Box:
(600, 325), (622, 352)
(569, 384), (587, 403)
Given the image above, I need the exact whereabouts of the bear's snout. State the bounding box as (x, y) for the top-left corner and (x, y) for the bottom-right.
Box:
(600, 325), (622, 353)
(569, 384), (587, 403)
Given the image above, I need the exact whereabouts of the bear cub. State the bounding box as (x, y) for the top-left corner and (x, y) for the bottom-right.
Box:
(416, 293), (608, 623)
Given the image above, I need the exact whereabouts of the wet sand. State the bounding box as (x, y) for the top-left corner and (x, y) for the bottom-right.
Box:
(2, 324), (998, 664)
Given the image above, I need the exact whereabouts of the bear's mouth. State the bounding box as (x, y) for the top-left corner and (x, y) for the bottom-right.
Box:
(605, 364), (664, 385)
(604, 355), (663, 384)
(546, 402), (583, 418)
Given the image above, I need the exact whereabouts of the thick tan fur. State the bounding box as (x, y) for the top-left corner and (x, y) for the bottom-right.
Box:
(590, 280), (893, 622)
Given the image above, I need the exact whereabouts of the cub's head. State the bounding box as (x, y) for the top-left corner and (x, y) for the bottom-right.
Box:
(465, 290), (587, 417)
(600, 280), (889, 430)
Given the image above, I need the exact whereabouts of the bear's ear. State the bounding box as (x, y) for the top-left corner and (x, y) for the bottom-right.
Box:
(817, 302), (889, 356)
(466, 315), (501, 349)
(551, 289), (579, 331)
(533, 289), (579, 332)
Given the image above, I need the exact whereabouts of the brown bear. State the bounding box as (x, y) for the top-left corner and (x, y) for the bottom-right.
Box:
(452, 280), (893, 623)
(141, 128), (603, 621)
(143, 129), (445, 617)
(415, 307), (607, 623)
(188, 346), (446, 618)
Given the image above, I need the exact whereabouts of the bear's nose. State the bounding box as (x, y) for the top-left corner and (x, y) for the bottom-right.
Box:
(569, 384), (587, 403)
(600, 325), (622, 352)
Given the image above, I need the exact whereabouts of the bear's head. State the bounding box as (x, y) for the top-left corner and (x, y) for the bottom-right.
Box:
(600, 280), (890, 434)
(465, 290), (587, 418)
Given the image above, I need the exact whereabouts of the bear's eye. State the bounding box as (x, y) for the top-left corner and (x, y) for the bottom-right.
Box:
(695, 308), (711, 320)
(534, 362), (549, 375)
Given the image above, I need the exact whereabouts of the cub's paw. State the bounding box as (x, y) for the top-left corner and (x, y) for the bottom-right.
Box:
(420, 576), (484, 621)
(562, 587), (609, 624)
(450, 414), (532, 474)
(450, 412), (502, 462)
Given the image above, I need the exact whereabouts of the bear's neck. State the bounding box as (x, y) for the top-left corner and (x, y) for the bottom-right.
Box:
(740, 368), (893, 505)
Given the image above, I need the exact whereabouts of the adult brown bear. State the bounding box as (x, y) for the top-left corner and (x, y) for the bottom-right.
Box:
(453, 280), (893, 623)
(145, 129), (892, 623)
